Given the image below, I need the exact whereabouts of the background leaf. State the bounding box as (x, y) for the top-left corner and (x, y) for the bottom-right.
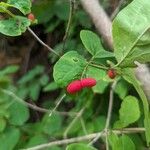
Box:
(8, 101), (29, 126)
(109, 133), (135, 150)
(0, 127), (20, 150)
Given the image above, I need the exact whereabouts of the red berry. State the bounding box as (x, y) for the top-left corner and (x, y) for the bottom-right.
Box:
(107, 69), (116, 79)
(67, 80), (82, 94)
(28, 13), (35, 21)
(81, 78), (97, 88)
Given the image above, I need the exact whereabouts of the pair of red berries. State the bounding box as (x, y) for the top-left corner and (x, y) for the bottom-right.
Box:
(67, 69), (116, 94)
(67, 78), (97, 94)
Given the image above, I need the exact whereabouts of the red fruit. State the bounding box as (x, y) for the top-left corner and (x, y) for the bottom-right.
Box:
(107, 69), (116, 79)
(67, 80), (82, 94)
(28, 13), (35, 21)
(81, 78), (97, 88)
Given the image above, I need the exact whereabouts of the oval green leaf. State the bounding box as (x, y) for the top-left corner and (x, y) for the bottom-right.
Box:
(53, 51), (87, 87)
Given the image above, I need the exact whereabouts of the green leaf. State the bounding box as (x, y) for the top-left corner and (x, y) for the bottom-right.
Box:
(85, 66), (109, 93)
(109, 133), (135, 150)
(114, 80), (128, 99)
(0, 127), (20, 150)
(80, 30), (114, 58)
(8, 101), (29, 126)
(55, 1), (70, 20)
(119, 135), (135, 150)
(25, 134), (48, 148)
(122, 68), (150, 145)
(0, 2), (14, 12)
(43, 82), (59, 92)
(0, 65), (19, 76)
(42, 114), (62, 135)
(53, 51), (87, 87)
(66, 143), (96, 150)
(39, 75), (49, 86)
(85, 66), (106, 80)
(0, 76), (10, 89)
(7, 0), (31, 15)
(114, 96), (140, 128)
(108, 132), (121, 150)
(113, 0), (150, 67)
(0, 16), (30, 36)
(92, 80), (108, 94)
(0, 117), (6, 132)
(18, 65), (44, 84)
(29, 81), (41, 101)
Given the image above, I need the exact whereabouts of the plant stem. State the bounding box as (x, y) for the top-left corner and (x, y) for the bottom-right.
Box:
(63, 107), (85, 138)
(22, 128), (145, 150)
(27, 27), (60, 57)
(89, 81), (117, 146)
(62, 0), (75, 50)
(89, 63), (108, 70)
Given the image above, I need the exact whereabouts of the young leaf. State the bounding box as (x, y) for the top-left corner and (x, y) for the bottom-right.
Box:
(119, 135), (136, 150)
(122, 68), (150, 145)
(7, 0), (31, 15)
(66, 143), (96, 150)
(53, 51), (87, 87)
(109, 133), (135, 150)
(113, 0), (150, 67)
(0, 16), (30, 36)
(114, 96), (140, 128)
(108, 132), (121, 150)
(80, 30), (114, 58)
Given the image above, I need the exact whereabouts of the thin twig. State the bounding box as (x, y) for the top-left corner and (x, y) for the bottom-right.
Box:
(89, 81), (117, 146)
(22, 128), (145, 150)
(27, 27), (60, 57)
(62, 0), (75, 50)
(0, 89), (76, 116)
(49, 94), (66, 116)
(89, 62), (108, 70)
(81, 58), (94, 79)
(63, 107), (85, 138)
(80, 117), (88, 135)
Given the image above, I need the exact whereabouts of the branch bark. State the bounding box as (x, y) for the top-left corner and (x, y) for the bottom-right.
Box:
(80, 0), (150, 100)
